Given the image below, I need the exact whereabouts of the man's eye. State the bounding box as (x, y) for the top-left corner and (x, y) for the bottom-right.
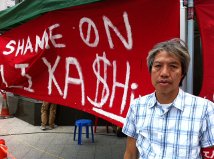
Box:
(154, 64), (161, 68)
(170, 65), (178, 69)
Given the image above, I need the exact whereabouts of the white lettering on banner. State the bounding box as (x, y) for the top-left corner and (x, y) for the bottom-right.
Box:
(41, 53), (135, 111)
(103, 11), (133, 50)
(109, 61), (130, 114)
(130, 83), (138, 104)
(2, 40), (16, 55)
(202, 150), (214, 158)
(24, 36), (33, 55)
(8, 64), (34, 92)
(35, 30), (50, 52)
(42, 56), (86, 105)
(0, 65), (8, 87)
(63, 57), (85, 105)
(15, 64), (34, 92)
(3, 23), (66, 56)
(16, 39), (24, 56)
(79, 17), (99, 47)
(79, 11), (133, 50)
(0, 53), (140, 117)
(2, 11), (132, 55)
(42, 56), (63, 96)
(93, 107), (126, 123)
(87, 52), (111, 108)
(48, 24), (66, 48)
(0, 11), (138, 119)
(87, 53), (135, 114)
(100, 53), (108, 106)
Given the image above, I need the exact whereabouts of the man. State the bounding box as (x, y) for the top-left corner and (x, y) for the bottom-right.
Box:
(122, 39), (214, 159)
(40, 101), (57, 130)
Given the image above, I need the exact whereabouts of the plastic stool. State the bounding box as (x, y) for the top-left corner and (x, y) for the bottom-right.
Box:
(73, 119), (94, 145)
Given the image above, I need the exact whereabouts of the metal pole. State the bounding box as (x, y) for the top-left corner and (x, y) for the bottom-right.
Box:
(186, 0), (194, 94)
(180, 0), (187, 91)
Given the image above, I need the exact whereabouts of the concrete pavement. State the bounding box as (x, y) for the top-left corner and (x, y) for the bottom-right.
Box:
(0, 117), (126, 159)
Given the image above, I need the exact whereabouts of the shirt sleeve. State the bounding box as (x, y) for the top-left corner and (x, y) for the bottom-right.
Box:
(201, 100), (214, 147)
(122, 100), (138, 139)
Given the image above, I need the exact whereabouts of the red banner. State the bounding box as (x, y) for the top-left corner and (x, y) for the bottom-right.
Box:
(195, 0), (214, 102)
(0, 0), (180, 127)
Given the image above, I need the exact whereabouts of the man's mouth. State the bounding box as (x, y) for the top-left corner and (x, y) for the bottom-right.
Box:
(158, 80), (171, 85)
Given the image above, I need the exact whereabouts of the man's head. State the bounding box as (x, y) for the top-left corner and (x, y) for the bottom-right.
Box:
(147, 38), (190, 87)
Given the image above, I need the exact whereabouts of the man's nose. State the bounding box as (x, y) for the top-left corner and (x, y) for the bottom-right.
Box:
(160, 65), (169, 77)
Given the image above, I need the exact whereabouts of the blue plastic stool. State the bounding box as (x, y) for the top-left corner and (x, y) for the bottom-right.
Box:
(73, 119), (94, 145)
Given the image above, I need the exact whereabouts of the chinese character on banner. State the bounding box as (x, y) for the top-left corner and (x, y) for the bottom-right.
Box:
(201, 147), (214, 159)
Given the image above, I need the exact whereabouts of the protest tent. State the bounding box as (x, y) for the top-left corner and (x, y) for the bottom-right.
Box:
(0, 0), (102, 32)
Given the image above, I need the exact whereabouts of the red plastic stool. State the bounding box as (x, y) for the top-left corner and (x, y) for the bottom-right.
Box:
(94, 117), (109, 133)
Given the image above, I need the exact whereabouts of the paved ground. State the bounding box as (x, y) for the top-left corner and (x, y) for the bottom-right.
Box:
(0, 117), (126, 159)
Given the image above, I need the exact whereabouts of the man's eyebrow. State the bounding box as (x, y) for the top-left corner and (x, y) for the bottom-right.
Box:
(153, 61), (180, 64)
(169, 61), (180, 65)
(153, 61), (161, 63)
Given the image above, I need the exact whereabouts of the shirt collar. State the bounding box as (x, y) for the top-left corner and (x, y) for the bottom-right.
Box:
(148, 92), (157, 108)
(172, 88), (185, 111)
(149, 88), (185, 111)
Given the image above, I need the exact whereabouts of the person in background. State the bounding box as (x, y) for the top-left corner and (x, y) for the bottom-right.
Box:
(122, 38), (214, 159)
(40, 101), (57, 130)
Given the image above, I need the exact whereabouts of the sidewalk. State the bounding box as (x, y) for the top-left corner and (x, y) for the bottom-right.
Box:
(0, 117), (126, 159)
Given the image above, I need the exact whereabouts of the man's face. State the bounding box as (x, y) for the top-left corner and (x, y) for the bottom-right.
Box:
(151, 51), (183, 97)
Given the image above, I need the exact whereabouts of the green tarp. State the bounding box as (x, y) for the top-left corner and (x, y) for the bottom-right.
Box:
(0, 0), (102, 32)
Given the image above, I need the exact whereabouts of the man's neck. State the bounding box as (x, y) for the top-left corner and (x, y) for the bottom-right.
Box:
(156, 89), (179, 104)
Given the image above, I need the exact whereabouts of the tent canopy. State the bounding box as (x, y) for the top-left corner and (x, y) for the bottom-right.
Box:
(0, 0), (102, 32)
